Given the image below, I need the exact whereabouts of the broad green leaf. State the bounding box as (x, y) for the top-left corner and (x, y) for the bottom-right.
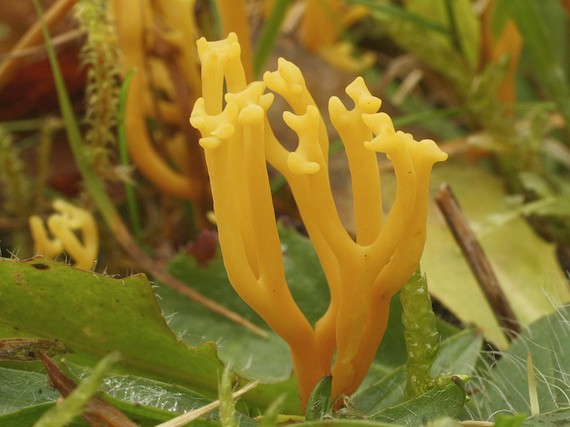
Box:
(352, 328), (482, 416)
(0, 361), (253, 427)
(0, 367), (60, 414)
(0, 257), (221, 396)
(350, 367), (407, 416)
(466, 305), (570, 420)
(63, 360), (212, 421)
(162, 224), (332, 412)
(422, 161), (570, 348)
(0, 403), (86, 427)
(370, 378), (466, 424)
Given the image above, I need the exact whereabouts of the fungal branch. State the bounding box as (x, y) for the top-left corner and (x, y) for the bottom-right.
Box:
(108, 0), (211, 225)
(190, 33), (448, 411)
(29, 199), (99, 271)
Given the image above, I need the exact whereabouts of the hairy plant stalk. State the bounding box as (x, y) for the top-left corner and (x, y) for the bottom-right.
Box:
(74, 0), (121, 178)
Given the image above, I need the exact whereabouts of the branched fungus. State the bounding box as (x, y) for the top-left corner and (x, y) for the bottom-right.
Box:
(190, 33), (447, 411)
(29, 200), (99, 270)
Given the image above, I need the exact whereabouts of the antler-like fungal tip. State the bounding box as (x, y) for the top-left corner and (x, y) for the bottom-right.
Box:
(238, 104), (264, 125)
(287, 152), (320, 175)
(346, 77), (381, 114)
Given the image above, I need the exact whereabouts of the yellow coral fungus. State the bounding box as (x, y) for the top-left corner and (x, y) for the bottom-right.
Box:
(29, 200), (99, 270)
(108, 0), (210, 223)
(190, 33), (447, 411)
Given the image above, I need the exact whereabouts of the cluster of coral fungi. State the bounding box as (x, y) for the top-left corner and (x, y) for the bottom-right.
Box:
(190, 33), (447, 409)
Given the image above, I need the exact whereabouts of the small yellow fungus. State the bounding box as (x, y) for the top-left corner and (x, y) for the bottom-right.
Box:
(29, 200), (99, 271)
(190, 33), (447, 412)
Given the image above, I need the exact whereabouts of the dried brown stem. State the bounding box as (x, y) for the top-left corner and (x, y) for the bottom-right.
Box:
(435, 183), (520, 339)
(40, 352), (139, 427)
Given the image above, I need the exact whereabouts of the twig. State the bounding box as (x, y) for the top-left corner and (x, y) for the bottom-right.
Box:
(435, 183), (520, 339)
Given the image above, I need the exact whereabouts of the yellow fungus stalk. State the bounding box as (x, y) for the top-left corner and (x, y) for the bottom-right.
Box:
(190, 33), (447, 412)
(29, 200), (99, 270)
(108, 0), (210, 218)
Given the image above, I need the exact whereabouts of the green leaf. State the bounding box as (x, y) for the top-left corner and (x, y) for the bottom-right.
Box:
(365, 0), (476, 90)
(63, 362), (211, 417)
(0, 257), (223, 397)
(0, 403), (87, 427)
(421, 161), (570, 348)
(0, 367), (60, 414)
(370, 378), (466, 424)
(466, 305), (570, 420)
(349, 367), (407, 417)
(306, 375), (333, 421)
(0, 360), (254, 427)
(0, 257), (280, 417)
(429, 328), (483, 379)
(352, 328), (482, 416)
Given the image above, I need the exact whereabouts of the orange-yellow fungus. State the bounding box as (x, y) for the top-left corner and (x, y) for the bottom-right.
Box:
(190, 33), (447, 412)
